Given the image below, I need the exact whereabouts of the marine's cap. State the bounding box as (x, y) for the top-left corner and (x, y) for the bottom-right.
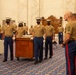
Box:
(36, 17), (41, 21)
(47, 19), (51, 22)
(5, 17), (11, 20)
(18, 21), (23, 24)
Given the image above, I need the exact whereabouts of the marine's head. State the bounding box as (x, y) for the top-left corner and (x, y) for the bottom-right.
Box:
(47, 19), (51, 25)
(5, 17), (11, 24)
(24, 23), (26, 26)
(64, 11), (73, 21)
(18, 23), (23, 27)
(36, 17), (41, 25)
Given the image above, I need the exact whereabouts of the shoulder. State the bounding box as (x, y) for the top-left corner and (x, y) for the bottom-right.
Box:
(21, 27), (24, 29)
(66, 22), (73, 29)
(45, 25), (47, 27)
(2, 25), (6, 28)
(34, 25), (37, 28)
(67, 21), (74, 26)
(10, 24), (14, 27)
(41, 24), (44, 27)
(33, 25), (37, 29)
(65, 22), (73, 33)
(66, 24), (71, 29)
(41, 25), (45, 28)
(50, 25), (54, 29)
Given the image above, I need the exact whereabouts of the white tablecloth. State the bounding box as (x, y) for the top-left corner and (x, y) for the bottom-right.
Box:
(0, 40), (4, 54)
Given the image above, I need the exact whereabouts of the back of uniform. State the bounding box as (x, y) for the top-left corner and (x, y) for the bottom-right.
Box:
(58, 26), (64, 32)
(58, 26), (64, 44)
(29, 26), (33, 35)
(23, 25), (28, 35)
(16, 27), (25, 38)
(16, 23), (25, 38)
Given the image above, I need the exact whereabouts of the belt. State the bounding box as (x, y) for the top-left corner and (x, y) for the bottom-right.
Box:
(68, 40), (75, 43)
(47, 36), (52, 37)
(5, 36), (12, 37)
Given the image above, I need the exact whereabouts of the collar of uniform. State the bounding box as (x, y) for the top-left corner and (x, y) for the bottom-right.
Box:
(7, 25), (10, 27)
(37, 25), (40, 27)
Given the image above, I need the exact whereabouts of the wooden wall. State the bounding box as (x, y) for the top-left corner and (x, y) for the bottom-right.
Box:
(41, 15), (62, 34)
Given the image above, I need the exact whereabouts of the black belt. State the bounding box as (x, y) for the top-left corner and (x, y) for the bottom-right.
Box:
(68, 40), (75, 43)
(47, 36), (52, 37)
(5, 36), (12, 37)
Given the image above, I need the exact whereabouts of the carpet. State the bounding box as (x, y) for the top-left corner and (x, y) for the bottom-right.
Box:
(0, 45), (66, 75)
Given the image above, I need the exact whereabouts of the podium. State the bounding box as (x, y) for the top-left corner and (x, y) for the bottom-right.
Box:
(15, 37), (34, 60)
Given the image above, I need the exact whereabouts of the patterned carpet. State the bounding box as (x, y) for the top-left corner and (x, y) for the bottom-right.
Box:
(0, 45), (66, 75)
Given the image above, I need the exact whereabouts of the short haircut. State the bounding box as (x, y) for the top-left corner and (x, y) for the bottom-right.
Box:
(65, 11), (73, 17)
